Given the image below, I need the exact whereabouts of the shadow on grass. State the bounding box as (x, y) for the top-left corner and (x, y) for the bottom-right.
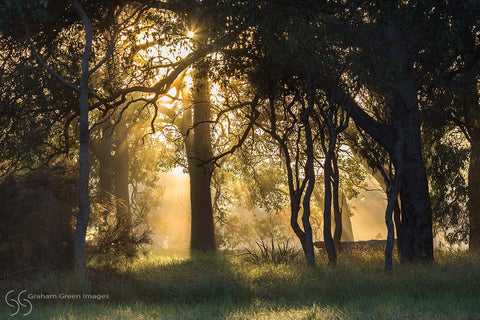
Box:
(1, 249), (480, 319)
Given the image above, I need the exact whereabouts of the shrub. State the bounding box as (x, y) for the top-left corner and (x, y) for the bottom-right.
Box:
(0, 163), (76, 274)
(243, 239), (300, 265)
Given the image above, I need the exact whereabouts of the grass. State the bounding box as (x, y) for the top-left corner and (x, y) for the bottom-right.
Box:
(1, 248), (480, 319)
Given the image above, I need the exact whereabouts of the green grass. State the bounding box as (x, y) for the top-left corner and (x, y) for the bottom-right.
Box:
(1, 249), (480, 319)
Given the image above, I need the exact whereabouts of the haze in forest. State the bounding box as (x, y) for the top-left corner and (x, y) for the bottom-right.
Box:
(1, 0), (478, 284)
(151, 170), (389, 248)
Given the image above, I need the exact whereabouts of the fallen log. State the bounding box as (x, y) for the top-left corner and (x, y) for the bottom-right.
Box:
(313, 239), (397, 251)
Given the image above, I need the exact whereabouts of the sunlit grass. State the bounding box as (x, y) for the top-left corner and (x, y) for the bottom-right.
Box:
(1, 248), (479, 319)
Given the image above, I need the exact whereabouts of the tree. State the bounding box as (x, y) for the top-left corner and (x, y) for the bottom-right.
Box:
(317, 95), (349, 265)
(7, 0), (121, 279)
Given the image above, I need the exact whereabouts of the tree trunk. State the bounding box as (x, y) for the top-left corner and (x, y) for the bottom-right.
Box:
(385, 23), (433, 263)
(398, 126), (435, 262)
(74, 94), (90, 280)
(385, 189), (398, 271)
(461, 28), (480, 253)
(338, 86), (433, 262)
(393, 198), (402, 256)
(395, 94), (433, 262)
(72, 0), (92, 281)
(98, 125), (113, 201)
(300, 90), (316, 267)
(323, 131), (337, 266)
(93, 122), (113, 228)
(113, 120), (131, 232)
(332, 155), (342, 250)
(313, 186), (355, 242)
(468, 139), (480, 252)
(385, 124), (404, 272)
(340, 192), (354, 242)
(187, 59), (216, 251)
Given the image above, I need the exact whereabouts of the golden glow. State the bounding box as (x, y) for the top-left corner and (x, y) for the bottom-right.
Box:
(187, 30), (195, 39)
(157, 86), (179, 108)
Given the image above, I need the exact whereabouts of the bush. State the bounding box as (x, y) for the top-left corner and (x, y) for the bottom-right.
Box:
(0, 163), (76, 274)
(243, 239), (300, 265)
(87, 191), (153, 270)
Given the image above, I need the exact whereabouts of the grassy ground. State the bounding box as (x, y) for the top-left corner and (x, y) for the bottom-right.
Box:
(1, 249), (479, 319)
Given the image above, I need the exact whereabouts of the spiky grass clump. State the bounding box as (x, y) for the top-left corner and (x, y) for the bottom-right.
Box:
(243, 239), (300, 265)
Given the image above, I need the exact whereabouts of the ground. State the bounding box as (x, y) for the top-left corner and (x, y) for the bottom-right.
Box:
(1, 249), (479, 319)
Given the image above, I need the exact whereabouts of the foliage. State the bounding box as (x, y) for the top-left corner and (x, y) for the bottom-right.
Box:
(424, 127), (470, 245)
(87, 196), (152, 271)
(0, 162), (76, 272)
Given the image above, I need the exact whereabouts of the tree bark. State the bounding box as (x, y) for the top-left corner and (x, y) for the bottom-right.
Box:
(385, 190), (397, 271)
(187, 59), (216, 251)
(323, 150), (337, 266)
(331, 31), (434, 262)
(98, 125), (113, 201)
(385, 124), (404, 272)
(313, 180), (355, 242)
(468, 138), (480, 252)
(342, 88), (433, 262)
(340, 192), (354, 242)
(300, 89), (316, 267)
(385, 23), (433, 263)
(459, 27), (480, 253)
(91, 122), (113, 227)
(72, 0), (93, 281)
(323, 115), (337, 266)
(390, 86), (433, 262)
(393, 198), (402, 256)
(113, 119), (131, 232)
(332, 155), (342, 250)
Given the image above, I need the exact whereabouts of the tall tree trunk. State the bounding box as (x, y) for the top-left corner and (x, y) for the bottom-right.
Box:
(92, 122), (113, 228)
(393, 198), (402, 256)
(113, 119), (131, 234)
(98, 125), (113, 201)
(383, 22), (433, 262)
(300, 89), (316, 267)
(323, 121), (337, 266)
(187, 59), (216, 251)
(466, 75), (480, 250)
(385, 126), (404, 272)
(332, 155), (342, 250)
(340, 192), (354, 241)
(462, 28), (480, 252)
(385, 190), (397, 271)
(396, 101), (433, 262)
(469, 139), (480, 251)
(72, 0), (92, 280)
(337, 86), (433, 262)
(313, 184), (355, 242)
